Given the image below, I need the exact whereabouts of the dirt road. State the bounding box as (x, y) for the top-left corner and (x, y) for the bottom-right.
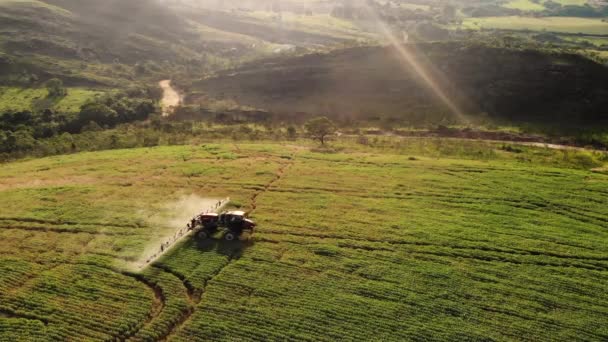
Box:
(346, 131), (605, 152)
(159, 80), (182, 117)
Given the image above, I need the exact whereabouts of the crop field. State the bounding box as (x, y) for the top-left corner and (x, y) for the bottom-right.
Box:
(0, 87), (104, 113)
(0, 139), (607, 341)
(243, 11), (374, 41)
(503, 0), (547, 12)
(462, 16), (608, 35)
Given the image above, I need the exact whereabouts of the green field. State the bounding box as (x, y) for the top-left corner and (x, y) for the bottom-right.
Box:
(502, 0), (590, 11)
(503, 0), (547, 12)
(0, 139), (607, 340)
(0, 87), (104, 113)
(244, 11), (374, 41)
(463, 16), (608, 35)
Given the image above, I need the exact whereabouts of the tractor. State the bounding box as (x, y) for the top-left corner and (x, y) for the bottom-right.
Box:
(189, 210), (256, 241)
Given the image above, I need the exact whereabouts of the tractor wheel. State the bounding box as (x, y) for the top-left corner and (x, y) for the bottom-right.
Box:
(224, 232), (236, 241)
(198, 231), (209, 240)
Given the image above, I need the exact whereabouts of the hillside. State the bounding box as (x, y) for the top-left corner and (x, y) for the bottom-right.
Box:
(1, 140), (607, 340)
(190, 43), (608, 126)
(0, 0), (361, 88)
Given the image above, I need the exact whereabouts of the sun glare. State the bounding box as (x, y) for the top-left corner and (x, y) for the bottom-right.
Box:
(361, 3), (468, 123)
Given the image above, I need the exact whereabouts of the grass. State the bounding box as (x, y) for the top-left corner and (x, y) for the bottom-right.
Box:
(503, 0), (547, 11)
(0, 139), (607, 340)
(0, 0), (73, 16)
(551, 0), (589, 5)
(245, 11), (374, 41)
(498, 0), (588, 12)
(0, 87), (105, 113)
(463, 16), (608, 35)
(561, 35), (608, 46)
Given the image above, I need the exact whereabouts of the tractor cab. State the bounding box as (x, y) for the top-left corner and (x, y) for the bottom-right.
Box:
(219, 211), (245, 224)
(190, 210), (255, 241)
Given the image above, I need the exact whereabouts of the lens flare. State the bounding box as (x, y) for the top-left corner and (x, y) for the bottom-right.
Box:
(361, 3), (468, 123)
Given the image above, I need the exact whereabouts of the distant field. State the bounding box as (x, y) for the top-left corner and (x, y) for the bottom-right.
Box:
(375, 0), (431, 11)
(0, 140), (607, 340)
(552, 0), (589, 5)
(0, 87), (104, 113)
(561, 35), (608, 46)
(245, 11), (373, 40)
(463, 16), (608, 35)
(503, 0), (546, 11)
(0, 0), (72, 16)
(503, 0), (590, 11)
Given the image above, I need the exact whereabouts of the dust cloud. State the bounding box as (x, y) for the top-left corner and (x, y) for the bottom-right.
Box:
(159, 80), (182, 117)
(126, 194), (227, 270)
(164, 194), (222, 230)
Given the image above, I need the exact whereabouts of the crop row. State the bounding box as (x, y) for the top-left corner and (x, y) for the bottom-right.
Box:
(1, 262), (155, 340)
(128, 267), (192, 341)
(171, 245), (608, 341)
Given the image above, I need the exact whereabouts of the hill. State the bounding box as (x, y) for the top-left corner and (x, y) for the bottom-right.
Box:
(0, 0), (361, 88)
(189, 43), (608, 126)
(1, 140), (607, 340)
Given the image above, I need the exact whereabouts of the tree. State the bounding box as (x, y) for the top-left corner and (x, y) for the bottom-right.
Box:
(304, 116), (336, 145)
(41, 109), (55, 123)
(287, 126), (297, 140)
(78, 102), (118, 130)
(46, 78), (67, 98)
(11, 129), (36, 152)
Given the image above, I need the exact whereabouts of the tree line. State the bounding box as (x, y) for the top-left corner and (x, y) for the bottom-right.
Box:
(0, 81), (161, 155)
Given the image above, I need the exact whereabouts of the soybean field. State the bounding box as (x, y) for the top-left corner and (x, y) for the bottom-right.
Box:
(1, 140), (607, 341)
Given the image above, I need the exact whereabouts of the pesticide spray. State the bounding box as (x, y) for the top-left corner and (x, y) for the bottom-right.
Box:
(133, 196), (230, 270)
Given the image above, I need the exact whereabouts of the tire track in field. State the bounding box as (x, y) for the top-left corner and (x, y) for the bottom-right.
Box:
(121, 272), (166, 342)
(155, 249), (240, 341)
(152, 264), (199, 302)
(249, 155), (295, 213)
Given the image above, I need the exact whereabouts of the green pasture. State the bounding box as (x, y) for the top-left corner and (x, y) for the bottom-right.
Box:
(463, 16), (608, 35)
(0, 87), (104, 113)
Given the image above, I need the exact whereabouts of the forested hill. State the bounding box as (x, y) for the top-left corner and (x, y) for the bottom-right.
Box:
(191, 43), (608, 125)
(0, 0), (194, 63)
(0, 0), (354, 87)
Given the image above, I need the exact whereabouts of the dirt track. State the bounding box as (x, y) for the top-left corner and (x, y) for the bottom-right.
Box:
(347, 132), (605, 152)
(159, 80), (182, 117)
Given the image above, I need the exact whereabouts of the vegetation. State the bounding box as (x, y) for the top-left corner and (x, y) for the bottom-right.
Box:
(462, 16), (608, 35)
(0, 85), (159, 157)
(0, 140), (606, 340)
(305, 117), (337, 145)
(190, 42), (608, 129)
(2, 1), (608, 340)
(0, 87), (104, 113)
(45, 78), (66, 98)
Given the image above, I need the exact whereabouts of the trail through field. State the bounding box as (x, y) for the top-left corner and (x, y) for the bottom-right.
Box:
(249, 153), (295, 213)
(159, 80), (182, 117)
(519, 142), (591, 151)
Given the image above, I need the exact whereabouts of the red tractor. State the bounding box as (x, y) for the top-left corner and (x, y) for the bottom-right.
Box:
(189, 211), (256, 241)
